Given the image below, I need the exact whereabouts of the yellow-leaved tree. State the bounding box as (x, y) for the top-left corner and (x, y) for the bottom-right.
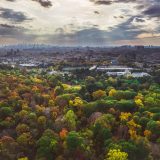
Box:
(109, 88), (117, 97)
(106, 149), (128, 160)
(92, 90), (106, 100)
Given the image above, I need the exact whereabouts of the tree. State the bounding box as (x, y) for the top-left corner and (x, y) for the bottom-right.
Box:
(135, 99), (144, 108)
(85, 76), (96, 84)
(18, 157), (28, 160)
(92, 90), (106, 100)
(108, 89), (117, 97)
(18, 110), (29, 120)
(64, 110), (77, 130)
(114, 90), (136, 100)
(37, 116), (47, 129)
(0, 107), (13, 119)
(69, 97), (83, 107)
(95, 114), (115, 129)
(37, 129), (58, 160)
(66, 131), (83, 150)
(59, 128), (68, 140)
(106, 149), (128, 160)
(16, 124), (30, 135)
(93, 123), (112, 146)
(118, 140), (137, 160)
(55, 94), (74, 108)
(85, 76), (97, 93)
(54, 86), (64, 96)
(16, 132), (33, 146)
(115, 100), (136, 112)
(120, 112), (132, 124)
(49, 75), (61, 88)
(147, 120), (160, 135)
(134, 137), (150, 160)
(0, 136), (18, 160)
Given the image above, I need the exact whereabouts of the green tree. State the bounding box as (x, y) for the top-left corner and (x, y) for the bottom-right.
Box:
(64, 110), (77, 130)
(115, 100), (136, 112)
(36, 129), (58, 160)
(66, 131), (83, 150)
(0, 107), (13, 119)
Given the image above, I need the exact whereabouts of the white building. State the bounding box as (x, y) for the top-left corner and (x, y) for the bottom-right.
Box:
(132, 72), (151, 78)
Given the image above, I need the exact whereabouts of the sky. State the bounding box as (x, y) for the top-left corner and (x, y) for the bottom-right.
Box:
(0, 0), (160, 46)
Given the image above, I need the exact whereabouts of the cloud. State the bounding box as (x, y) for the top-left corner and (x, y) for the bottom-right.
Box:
(0, 23), (26, 36)
(137, 32), (160, 39)
(114, 16), (124, 19)
(44, 16), (146, 46)
(0, 23), (24, 36)
(0, 23), (13, 28)
(55, 28), (65, 34)
(143, 5), (160, 18)
(6, 0), (15, 1)
(91, 0), (139, 5)
(0, 8), (31, 22)
(32, 0), (52, 8)
(134, 17), (145, 22)
(94, 1), (113, 5)
(46, 27), (109, 46)
(0, 0), (159, 45)
(0, 23), (38, 44)
(94, 11), (100, 14)
(107, 17), (144, 41)
(5, 0), (52, 8)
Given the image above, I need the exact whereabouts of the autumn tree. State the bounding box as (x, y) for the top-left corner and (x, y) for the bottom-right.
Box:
(92, 90), (106, 100)
(64, 110), (77, 130)
(105, 149), (128, 160)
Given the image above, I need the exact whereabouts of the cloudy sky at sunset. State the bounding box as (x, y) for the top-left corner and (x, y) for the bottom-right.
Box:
(0, 0), (160, 46)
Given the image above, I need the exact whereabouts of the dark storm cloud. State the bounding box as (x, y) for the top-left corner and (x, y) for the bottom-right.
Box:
(0, 8), (31, 22)
(143, 5), (160, 18)
(32, 0), (52, 8)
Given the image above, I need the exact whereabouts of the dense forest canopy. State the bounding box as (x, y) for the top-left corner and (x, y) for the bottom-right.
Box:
(0, 68), (160, 160)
